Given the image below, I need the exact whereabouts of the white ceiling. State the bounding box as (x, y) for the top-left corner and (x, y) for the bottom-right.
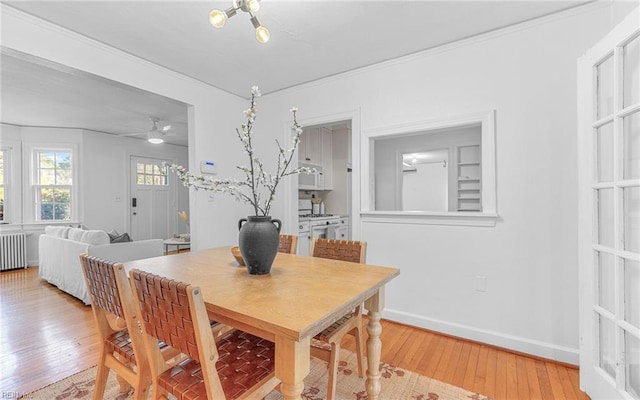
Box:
(1, 1), (591, 146)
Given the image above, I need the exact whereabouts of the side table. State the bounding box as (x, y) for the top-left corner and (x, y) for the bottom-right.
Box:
(163, 238), (191, 254)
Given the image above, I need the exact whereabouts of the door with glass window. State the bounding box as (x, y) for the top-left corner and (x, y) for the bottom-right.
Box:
(578, 8), (639, 400)
(130, 156), (172, 240)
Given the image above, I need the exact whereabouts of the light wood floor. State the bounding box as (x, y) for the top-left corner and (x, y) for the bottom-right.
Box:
(0, 267), (589, 399)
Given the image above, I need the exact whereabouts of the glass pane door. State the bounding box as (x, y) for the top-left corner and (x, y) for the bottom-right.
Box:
(579, 11), (640, 400)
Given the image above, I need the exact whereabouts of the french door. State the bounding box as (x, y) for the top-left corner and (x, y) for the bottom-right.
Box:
(578, 8), (640, 400)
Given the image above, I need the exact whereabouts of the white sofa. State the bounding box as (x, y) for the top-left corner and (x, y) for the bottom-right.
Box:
(38, 226), (163, 305)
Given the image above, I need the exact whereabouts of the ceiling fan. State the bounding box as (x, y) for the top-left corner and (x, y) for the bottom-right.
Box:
(121, 117), (172, 144)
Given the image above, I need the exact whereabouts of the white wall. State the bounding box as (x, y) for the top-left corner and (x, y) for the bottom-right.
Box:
(1, 5), (249, 253)
(259, 2), (638, 363)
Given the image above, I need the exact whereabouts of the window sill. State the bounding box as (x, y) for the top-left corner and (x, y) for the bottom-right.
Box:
(360, 211), (498, 227)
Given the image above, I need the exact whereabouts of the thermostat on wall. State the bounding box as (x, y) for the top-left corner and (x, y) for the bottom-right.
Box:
(200, 160), (217, 174)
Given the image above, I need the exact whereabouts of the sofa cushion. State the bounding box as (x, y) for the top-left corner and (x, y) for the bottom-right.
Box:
(45, 226), (71, 238)
(81, 230), (110, 245)
(68, 228), (85, 242)
(68, 228), (110, 245)
(109, 232), (132, 243)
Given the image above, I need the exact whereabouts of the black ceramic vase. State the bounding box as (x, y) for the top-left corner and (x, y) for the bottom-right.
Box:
(238, 216), (282, 275)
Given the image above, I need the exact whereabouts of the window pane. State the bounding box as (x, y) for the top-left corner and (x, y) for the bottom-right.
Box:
(39, 152), (55, 168)
(56, 169), (73, 185)
(137, 163), (145, 173)
(624, 187), (640, 253)
(598, 252), (615, 313)
(624, 112), (640, 180)
(598, 188), (615, 247)
(137, 174), (145, 184)
(39, 169), (55, 185)
(145, 175), (153, 185)
(54, 203), (70, 220)
(52, 188), (71, 203)
(625, 258), (640, 329)
(55, 152), (71, 168)
(624, 34), (640, 108)
(0, 151), (4, 184)
(599, 314), (617, 379)
(39, 188), (54, 202)
(39, 203), (54, 220)
(145, 164), (153, 174)
(597, 123), (614, 182)
(625, 331), (640, 398)
(153, 164), (162, 175)
(597, 55), (614, 119)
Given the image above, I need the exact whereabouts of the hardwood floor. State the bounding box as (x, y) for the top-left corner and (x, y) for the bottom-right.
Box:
(0, 267), (589, 399)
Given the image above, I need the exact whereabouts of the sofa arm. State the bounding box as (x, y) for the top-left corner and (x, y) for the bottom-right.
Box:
(88, 239), (163, 263)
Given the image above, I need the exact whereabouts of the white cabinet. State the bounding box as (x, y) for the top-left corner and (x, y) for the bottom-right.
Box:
(456, 145), (481, 211)
(299, 127), (333, 190)
(321, 129), (333, 190)
(334, 216), (349, 240)
(299, 127), (323, 164)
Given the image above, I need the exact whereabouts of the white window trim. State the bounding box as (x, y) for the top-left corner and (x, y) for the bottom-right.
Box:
(361, 110), (497, 227)
(0, 147), (8, 225)
(23, 142), (80, 225)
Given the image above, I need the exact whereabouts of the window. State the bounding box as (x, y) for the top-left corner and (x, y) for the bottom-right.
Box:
(0, 150), (5, 222)
(136, 162), (168, 186)
(33, 149), (73, 221)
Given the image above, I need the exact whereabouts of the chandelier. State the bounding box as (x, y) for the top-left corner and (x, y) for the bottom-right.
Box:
(209, 0), (270, 44)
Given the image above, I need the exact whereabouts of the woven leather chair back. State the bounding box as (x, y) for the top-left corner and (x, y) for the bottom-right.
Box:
(311, 238), (366, 264)
(278, 234), (298, 254)
(80, 255), (125, 319)
(130, 269), (201, 362)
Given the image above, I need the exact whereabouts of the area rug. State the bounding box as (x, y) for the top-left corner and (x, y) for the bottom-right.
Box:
(23, 349), (493, 400)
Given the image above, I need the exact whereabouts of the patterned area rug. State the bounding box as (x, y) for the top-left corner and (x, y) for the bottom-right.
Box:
(23, 349), (493, 400)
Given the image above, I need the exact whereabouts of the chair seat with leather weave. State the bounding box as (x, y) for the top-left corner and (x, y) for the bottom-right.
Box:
(129, 268), (280, 400)
(309, 238), (367, 400)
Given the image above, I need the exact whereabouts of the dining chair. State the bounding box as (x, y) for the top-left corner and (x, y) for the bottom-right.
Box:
(79, 254), (152, 400)
(309, 238), (367, 400)
(278, 234), (298, 254)
(129, 268), (280, 400)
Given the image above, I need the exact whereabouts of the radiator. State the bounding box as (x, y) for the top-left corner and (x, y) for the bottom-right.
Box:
(0, 233), (28, 270)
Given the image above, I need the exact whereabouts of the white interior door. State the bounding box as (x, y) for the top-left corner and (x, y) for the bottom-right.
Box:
(578, 8), (640, 400)
(130, 156), (173, 240)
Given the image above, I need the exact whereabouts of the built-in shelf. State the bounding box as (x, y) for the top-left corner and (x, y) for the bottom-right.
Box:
(456, 144), (481, 212)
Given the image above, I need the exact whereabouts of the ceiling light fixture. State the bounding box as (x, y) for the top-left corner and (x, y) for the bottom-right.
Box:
(209, 0), (270, 44)
(147, 131), (164, 144)
(147, 117), (165, 144)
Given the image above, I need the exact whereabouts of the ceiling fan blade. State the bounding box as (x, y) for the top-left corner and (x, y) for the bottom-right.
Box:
(119, 132), (147, 137)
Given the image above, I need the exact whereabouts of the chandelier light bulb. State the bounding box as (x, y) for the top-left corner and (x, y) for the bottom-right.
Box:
(256, 25), (270, 43)
(209, 10), (227, 28)
(246, 0), (260, 12)
(148, 137), (164, 144)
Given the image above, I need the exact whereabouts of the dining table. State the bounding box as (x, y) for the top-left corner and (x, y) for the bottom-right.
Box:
(123, 245), (400, 400)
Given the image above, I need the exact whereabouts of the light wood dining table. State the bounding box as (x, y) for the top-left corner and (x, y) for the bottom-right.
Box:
(123, 245), (400, 400)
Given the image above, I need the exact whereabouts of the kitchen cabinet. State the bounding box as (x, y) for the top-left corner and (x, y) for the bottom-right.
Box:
(334, 216), (349, 240)
(456, 144), (481, 211)
(299, 127), (333, 190)
(299, 127), (323, 164)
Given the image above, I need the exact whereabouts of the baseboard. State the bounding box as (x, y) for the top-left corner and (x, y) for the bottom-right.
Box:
(383, 308), (579, 365)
